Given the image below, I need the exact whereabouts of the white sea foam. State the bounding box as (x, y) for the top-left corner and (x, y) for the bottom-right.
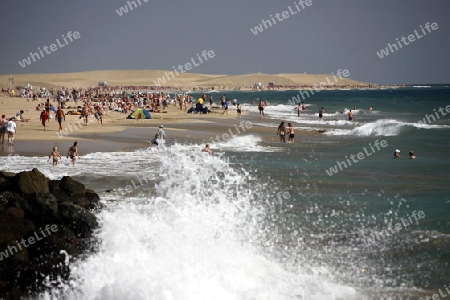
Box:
(215, 134), (284, 152)
(325, 119), (450, 136)
(31, 144), (361, 300)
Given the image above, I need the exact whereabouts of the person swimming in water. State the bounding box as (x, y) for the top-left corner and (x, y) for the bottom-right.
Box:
(394, 149), (401, 159)
(202, 144), (212, 154)
(409, 151), (416, 159)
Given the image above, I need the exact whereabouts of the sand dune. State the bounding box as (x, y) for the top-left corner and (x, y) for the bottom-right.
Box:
(0, 70), (370, 90)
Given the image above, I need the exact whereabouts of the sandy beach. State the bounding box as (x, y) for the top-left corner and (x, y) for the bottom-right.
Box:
(0, 69), (374, 156)
(0, 95), (320, 157)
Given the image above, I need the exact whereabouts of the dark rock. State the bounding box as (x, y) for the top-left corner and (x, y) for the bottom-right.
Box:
(59, 202), (98, 238)
(47, 180), (61, 194)
(0, 214), (29, 244)
(84, 189), (101, 210)
(0, 172), (14, 191)
(21, 193), (59, 228)
(59, 176), (85, 196)
(5, 207), (24, 219)
(14, 168), (48, 195)
(0, 169), (101, 298)
(1, 191), (20, 207)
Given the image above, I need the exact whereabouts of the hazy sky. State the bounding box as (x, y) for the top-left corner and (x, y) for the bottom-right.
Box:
(0, 0), (448, 84)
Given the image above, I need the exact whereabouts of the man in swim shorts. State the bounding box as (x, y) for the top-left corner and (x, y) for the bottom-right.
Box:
(319, 107), (324, 121)
(348, 110), (354, 121)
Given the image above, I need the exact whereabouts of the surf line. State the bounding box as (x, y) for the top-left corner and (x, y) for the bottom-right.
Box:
(325, 139), (388, 176)
(209, 121), (253, 145)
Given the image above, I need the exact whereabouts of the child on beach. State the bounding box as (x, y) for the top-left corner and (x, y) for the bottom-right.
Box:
(48, 146), (62, 167)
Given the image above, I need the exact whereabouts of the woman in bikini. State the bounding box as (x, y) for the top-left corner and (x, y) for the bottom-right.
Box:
(67, 141), (79, 166)
(277, 121), (286, 143)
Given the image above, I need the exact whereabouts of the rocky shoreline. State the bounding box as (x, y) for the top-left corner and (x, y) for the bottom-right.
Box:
(0, 168), (101, 298)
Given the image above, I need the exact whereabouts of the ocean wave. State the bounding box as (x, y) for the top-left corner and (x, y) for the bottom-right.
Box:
(325, 119), (450, 136)
(216, 134), (284, 152)
(38, 145), (360, 300)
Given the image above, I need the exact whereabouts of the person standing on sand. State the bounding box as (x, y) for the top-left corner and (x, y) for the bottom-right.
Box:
(48, 146), (62, 167)
(6, 118), (16, 146)
(56, 106), (65, 131)
(222, 100), (229, 115)
(67, 141), (79, 166)
(319, 107), (324, 121)
(0, 115), (7, 145)
(258, 99), (265, 116)
(94, 104), (103, 125)
(40, 109), (49, 130)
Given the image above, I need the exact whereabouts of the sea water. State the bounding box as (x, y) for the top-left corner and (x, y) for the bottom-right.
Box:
(1, 86), (449, 299)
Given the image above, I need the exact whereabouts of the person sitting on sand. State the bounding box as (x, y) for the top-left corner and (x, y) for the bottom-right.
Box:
(409, 151), (416, 160)
(394, 149), (401, 159)
(202, 144), (212, 155)
(15, 110), (30, 122)
(48, 146), (62, 167)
